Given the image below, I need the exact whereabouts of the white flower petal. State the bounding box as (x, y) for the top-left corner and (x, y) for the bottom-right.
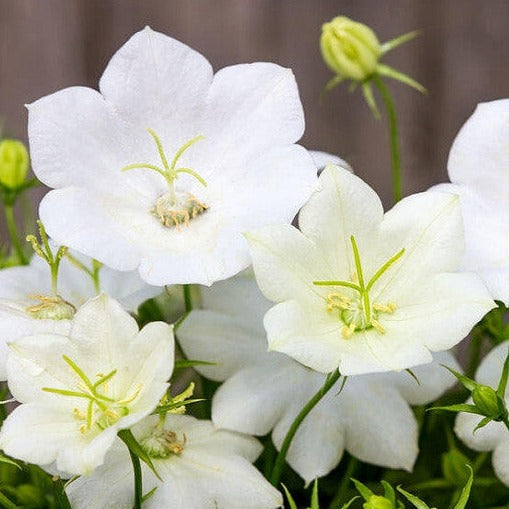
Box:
(448, 99), (509, 186)
(178, 310), (266, 381)
(100, 27), (213, 129)
(309, 151), (352, 173)
(212, 358), (309, 435)
(493, 440), (509, 487)
(246, 225), (329, 303)
(298, 166), (383, 274)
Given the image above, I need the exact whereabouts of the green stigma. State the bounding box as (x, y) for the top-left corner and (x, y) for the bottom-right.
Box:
(122, 129), (209, 230)
(314, 235), (404, 338)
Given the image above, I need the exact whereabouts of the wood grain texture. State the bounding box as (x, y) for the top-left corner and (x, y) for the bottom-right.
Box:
(1, 0), (509, 243)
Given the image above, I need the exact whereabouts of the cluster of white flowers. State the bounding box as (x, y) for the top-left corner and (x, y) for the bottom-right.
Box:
(1, 26), (509, 507)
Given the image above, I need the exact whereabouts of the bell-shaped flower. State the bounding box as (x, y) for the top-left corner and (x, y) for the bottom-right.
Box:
(246, 164), (494, 375)
(0, 294), (174, 475)
(178, 273), (459, 484)
(455, 340), (509, 486)
(435, 99), (509, 304)
(29, 27), (317, 286)
(0, 246), (160, 380)
(65, 414), (283, 509)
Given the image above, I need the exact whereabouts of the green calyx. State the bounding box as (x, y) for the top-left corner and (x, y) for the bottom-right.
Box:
(314, 235), (404, 338)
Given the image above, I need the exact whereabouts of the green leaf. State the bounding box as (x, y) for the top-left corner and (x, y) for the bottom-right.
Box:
(396, 486), (431, 509)
(310, 479), (319, 509)
(496, 346), (509, 398)
(52, 477), (72, 509)
(376, 64), (426, 94)
(340, 496), (360, 509)
(118, 429), (161, 481)
(152, 398), (204, 415)
(0, 455), (22, 471)
(281, 484), (298, 509)
(439, 365), (477, 391)
(362, 81), (380, 120)
(453, 465), (474, 509)
(406, 369), (420, 385)
(381, 30), (420, 54)
(320, 75), (345, 103)
(142, 487), (158, 503)
(351, 478), (375, 501)
(473, 416), (493, 433)
(428, 403), (485, 416)
(381, 480), (397, 506)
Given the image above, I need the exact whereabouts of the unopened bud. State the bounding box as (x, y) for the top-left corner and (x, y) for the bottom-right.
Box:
(363, 495), (393, 509)
(0, 139), (29, 189)
(472, 385), (505, 420)
(320, 16), (381, 81)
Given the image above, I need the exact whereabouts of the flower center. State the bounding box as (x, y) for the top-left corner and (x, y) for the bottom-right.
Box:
(140, 426), (187, 458)
(122, 129), (208, 230)
(25, 294), (76, 320)
(314, 235), (404, 339)
(42, 355), (142, 434)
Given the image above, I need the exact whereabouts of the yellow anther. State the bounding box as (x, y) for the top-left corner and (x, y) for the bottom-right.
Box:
(341, 322), (356, 339)
(117, 384), (143, 406)
(73, 408), (86, 420)
(79, 424), (88, 434)
(373, 302), (396, 314)
(371, 319), (386, 334)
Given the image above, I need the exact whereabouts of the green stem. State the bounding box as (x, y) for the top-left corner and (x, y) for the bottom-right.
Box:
(183, 285), (193, 313)
(327, 455), (359, 509)
(4, 204), (27, 265)
(373, 75), (402, 203)
(127, 445), (143, 509)
(52, 477), (72, 509)
(270, 369), (341, 486)
(502, 415), (509, 433)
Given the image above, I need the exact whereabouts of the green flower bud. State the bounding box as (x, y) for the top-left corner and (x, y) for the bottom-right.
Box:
(320, 16), (381, 81)
(0, 139), (29, 189)
(363, 495), (393, 509)
(472, 384), (506, 419)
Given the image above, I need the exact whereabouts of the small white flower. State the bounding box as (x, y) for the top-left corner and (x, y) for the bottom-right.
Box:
(66, 414), (283, 509)
(435, 100), (509, 304)
(29, 27), (317, 286)
(455, 341), (509, 486)
(246, 164), (495, 375)
(0, 248), (160, 380)
(0, 294), (173, 475)
(178, 273), (459, 484)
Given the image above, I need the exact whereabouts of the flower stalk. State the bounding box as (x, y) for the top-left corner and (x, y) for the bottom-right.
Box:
(270, 369), (341, 486)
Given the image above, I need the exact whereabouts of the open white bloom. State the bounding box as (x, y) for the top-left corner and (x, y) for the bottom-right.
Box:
(455, 341), (509, 486)
(246, 164), (495, 375)
(435, 100), (509, 304)
(179, 273), (459, 484)
(0, 294), (173, 475)
(66, 414), (283, 509)
(309, 150), (352, 173)
(0, 249), (160, 380)
(30, 27), (317, 286)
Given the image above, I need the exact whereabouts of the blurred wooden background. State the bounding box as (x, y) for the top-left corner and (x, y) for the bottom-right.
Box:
(1, 0), (509, 240)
